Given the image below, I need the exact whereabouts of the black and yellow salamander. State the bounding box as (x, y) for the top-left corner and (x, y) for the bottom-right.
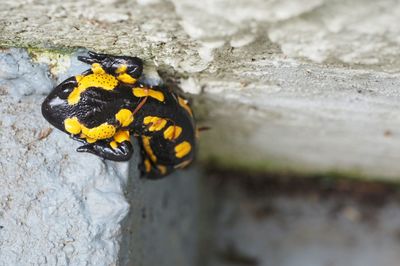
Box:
(41, 51), (195, 179)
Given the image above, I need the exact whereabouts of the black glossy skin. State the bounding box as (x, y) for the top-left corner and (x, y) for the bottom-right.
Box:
(41, 51), (196, 179)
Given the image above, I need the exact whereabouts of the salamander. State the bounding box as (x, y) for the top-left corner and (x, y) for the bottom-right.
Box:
(41, 51), (195, 179)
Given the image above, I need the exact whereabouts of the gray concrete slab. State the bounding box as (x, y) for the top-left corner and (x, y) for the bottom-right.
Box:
(3, 0), (399, 180)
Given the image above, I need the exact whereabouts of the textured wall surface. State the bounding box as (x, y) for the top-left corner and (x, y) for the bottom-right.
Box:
(0, 49), (130, 265)
(2, 0), (399, 180)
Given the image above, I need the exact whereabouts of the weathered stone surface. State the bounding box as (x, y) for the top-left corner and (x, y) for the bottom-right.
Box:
(0, 49), (130, 265)
(2, 0), (400, 179)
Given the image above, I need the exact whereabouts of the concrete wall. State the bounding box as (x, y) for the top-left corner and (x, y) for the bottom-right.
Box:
(2, 0), (400, 180)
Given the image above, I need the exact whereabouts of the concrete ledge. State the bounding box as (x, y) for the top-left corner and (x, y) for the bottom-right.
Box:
(3, 0), (400, 180)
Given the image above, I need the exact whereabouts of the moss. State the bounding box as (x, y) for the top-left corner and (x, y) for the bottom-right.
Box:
(27, 47), (78, 57)
(27, 48), (76, 77)
(199, 152), (400, 183)
(0, 41), (80, 53)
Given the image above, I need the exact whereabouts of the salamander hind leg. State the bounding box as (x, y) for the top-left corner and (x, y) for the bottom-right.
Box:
(138, 131), (194, 179)
(137, 136), (174, 179)
(138, 155), (174, 179)
(138, 151), (175, 180)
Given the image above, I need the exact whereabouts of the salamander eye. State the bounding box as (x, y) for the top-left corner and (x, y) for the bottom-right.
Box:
(54, 83), (75, 99)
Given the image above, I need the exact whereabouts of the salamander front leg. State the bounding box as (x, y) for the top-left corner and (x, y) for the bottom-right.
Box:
(76, 129), (133, 161)
(76, 139), (133, 161)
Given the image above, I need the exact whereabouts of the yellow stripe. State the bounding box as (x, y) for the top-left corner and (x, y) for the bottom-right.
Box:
(117, 73), (136, 84)
(142, 136), (157, 162)
(178, 96), (193, 116)
(110, 141), (118, 149)
(64, 117), (81, 135)
(175, 141), (192, 158)
(68, 73), (118, 105)
(91, 63), (106, 74)
(86, 137), (97, 143)
(81, 123), (116, 140)
(65, 116), (117, 141)
(133, 88), (165, 102)
(114, 130), (130, 143)
(115, 65), (127, 74)
(143, 116), (167, 131)
(144, 159), (151, 173)
(163, 125), (182, 140)
(79, 133), (96, 143)
(115, 109), (134, 127)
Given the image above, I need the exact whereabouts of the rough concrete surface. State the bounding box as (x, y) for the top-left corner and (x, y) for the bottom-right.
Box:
(0, 49), (130, 265)
(2, 0), (399, 180)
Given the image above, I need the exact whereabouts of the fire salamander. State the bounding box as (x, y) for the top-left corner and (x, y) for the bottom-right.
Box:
(42, 51), (195, 179)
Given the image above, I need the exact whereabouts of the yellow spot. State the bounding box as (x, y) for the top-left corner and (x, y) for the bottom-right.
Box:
(79, 133), (97, 143)
(91, 63), (106, 74)
(142, 136), (157, 162)
(115, 65), (127, 74)
(143, 116), (167, 131)
(68, 73), (118, 105)
(114, 130), (130, 143)
(117, 73), (136, 84)
(86, 137), (97, 143)
(81, 123), (116, 140)
(110, 141), (118, 149)
(133, 88), (165, 102)
(174, 159), (192, 169)
(157, 165), (167, 175)
(163, 125), (182, 140)
(115, 109), (134, 127)
(175, 141), (191, 158)
(178, 96), (193, 116)
(67, 117), (116, 141)
(144, 159), (151, 173)
(64, 117), (82, 135)
(75, 75), (84, 82)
